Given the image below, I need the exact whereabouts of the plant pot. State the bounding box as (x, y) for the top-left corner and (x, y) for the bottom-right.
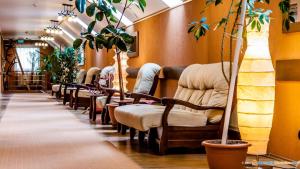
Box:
(107, 103), (118, 127)
(202, 140), (250, 169)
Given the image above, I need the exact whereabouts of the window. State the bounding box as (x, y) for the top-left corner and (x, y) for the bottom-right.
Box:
(78, 47), (85, 66)
(15, 47), (40, 72)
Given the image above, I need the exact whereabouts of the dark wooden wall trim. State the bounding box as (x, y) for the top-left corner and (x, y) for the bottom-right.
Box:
(126, 68), (140, 78)
(161, 66), (187, 80)
(276, 59), (300, 81)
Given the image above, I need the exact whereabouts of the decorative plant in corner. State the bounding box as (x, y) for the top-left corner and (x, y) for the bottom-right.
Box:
(73, 0), (147, 100)
(41, 47), (80, 85)
(188, 0), (295, 168)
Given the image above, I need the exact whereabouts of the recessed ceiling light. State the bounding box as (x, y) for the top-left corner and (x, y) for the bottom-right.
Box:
(162, 0), (183, 8)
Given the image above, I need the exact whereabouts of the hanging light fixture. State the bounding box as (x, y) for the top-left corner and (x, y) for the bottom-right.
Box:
(237, 21), (275, 155)
(40, 35), (55, 41)
(45, 20), (63, 35)
(35, 42), (49, 47)
(57, 2), (77, 22)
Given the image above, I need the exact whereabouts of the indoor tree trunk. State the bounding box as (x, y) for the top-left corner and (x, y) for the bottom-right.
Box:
(116, 51), (125, 100)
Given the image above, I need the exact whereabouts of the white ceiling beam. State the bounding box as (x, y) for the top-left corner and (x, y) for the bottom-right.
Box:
(161, 0), (183, 8)
(74, 17), (97, 36)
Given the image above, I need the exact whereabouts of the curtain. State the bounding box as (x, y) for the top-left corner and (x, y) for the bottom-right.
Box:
(15, 47), (40, 72)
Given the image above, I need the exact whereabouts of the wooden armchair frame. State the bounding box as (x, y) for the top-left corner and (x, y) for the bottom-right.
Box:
(129, 94), (226, 154)
(90, 66), (160, 124)
(72, 74), (98, 110)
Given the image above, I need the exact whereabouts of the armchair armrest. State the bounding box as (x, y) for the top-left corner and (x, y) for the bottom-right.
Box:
(160, 97), (225, 127)
(130, 93), (161, 104)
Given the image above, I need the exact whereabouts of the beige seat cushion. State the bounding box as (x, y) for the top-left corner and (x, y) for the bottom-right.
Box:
(73, 89), (92, 98)
(52, 84), (60, 92)
(95, 96), (126, 109)
(115, 104), (207, 131)
(60, 87), (71, 95)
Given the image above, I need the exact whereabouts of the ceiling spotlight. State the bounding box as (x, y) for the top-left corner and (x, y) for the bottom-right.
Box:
(45, 20), (63, 35)
(58, 3), (77, 22)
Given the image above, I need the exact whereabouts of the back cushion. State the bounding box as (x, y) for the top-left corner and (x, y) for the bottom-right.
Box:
(85, 67), (101, 84)
(174, 63), (230, 123)
(99, 66), (115, 87)
(76, 69), (87, 84)
(133, 63), (161, 94)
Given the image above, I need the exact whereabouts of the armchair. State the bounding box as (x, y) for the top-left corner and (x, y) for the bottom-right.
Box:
(93, 63), (161, 125)
(72, 67), (101, 110)
(62, 69), (87, 105)
(51, 69), (86, 99)
(114, 62), (230, 154)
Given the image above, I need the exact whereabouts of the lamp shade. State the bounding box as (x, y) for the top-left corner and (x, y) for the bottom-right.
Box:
(112, 52), (129, 92)
(237, 21), (275, 155)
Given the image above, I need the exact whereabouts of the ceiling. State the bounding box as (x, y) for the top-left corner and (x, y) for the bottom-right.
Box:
(0, 0), (186, 48)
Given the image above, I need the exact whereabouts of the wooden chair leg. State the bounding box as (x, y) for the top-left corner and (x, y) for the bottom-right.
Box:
(89, 96), (93, 120)
(148, 128), (157, 147)
(121, 125), (127, 135)
(104, 108), (110, 124)
(130, 128), (136, 141)
(159, 130), (168, 155)
(138, 131), (145, 145)
(117, 123), (121, 133)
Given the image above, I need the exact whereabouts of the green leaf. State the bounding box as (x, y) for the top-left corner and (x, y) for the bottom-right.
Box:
(116, 38), (127, 51)
(86, 3), (97, 17)
(215, 0), (222, 6)
(120, 33), (134, 44)
(75, 0), (86, 13)
(95, 12), (104, 21)
(251, 20), (257, 30)
(89, 40), (94, 49)
(88, 21), (96, 34)
(73, 39), (83, 49)
(257, 21), (261, 32)
(113, 0), (122, 3)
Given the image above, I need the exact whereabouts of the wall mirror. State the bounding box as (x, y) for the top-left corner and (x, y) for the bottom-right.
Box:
(283, 0), (300, 33)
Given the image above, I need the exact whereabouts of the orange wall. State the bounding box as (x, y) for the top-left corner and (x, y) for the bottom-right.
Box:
(83, 0), (300, 159)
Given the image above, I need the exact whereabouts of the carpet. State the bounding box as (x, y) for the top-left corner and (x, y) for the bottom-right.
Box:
(0, 93), (141, 169)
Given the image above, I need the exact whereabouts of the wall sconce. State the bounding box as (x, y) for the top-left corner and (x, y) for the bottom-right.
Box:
(237, 22), (275, 155)
(112, 52), (129, 92)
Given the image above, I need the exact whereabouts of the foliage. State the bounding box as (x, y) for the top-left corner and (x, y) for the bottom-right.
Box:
(40, 47), (80, 84)
(188, 0), (295, 40)
(73, 0), (147, 52)
(188, 0), (296, 83)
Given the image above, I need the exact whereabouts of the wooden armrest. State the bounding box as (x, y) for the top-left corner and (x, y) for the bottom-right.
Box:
(161, 98), (225, 111)
(130, 93), (161, 103)
(160, 98), (225, 128)
(100, 86), (119, 94)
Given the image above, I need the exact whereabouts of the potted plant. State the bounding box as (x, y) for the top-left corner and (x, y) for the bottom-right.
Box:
(73, 0), (147, 101)
(41, 47), (80, 90)
(188, 0), (294, 168)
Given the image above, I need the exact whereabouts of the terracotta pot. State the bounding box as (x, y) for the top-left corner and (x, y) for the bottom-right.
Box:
(202, 140), (250, 169)
(107, 103), (118, 127)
